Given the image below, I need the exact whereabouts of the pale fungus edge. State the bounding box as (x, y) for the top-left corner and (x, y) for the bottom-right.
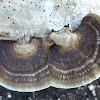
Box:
(83, 13), (100, 24)
(50, 64), (100, 89)
(0, 74), (50, 92)
(0, 65), (100, 92)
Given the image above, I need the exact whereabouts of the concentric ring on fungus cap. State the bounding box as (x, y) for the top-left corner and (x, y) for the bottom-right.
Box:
(0, 37), (50, 92)
(47, 13), (100, 89)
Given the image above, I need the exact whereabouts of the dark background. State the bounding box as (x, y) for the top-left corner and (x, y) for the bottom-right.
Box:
(0, 78), (100, 100)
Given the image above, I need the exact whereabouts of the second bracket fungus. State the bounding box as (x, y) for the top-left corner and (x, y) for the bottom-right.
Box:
(47, 13), (100, 89)
(0, 13), (99, 92)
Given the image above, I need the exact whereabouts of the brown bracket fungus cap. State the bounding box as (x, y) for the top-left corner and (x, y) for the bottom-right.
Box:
(0, 37), (50, 92)
(47, 13), (100, 89)
(0, 13), (100, 92)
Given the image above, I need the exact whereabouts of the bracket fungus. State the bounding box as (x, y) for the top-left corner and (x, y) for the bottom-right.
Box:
(0, 13), (100, 92)
(0, 37), (49, 92)
(47, 13), (100, 89)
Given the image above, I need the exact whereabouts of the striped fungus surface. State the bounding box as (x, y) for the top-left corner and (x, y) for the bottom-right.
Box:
(0, 13), (99, 92)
